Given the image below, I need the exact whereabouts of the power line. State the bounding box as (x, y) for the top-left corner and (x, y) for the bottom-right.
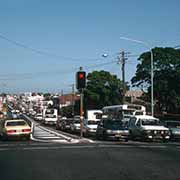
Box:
(0, 33), (102, 62)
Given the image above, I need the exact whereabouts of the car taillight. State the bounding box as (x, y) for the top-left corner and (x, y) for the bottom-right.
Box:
(22, 129), (31, 132)
(7, 130), (16, 134)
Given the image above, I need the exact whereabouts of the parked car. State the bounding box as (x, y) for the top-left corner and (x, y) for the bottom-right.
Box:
(96, 119), (129, 141)
(164, 121), (180, 140)
(128, 115), (170, 142)
(0, 119), (32, 140)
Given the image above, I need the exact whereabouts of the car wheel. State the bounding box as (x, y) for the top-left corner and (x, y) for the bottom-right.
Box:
(129, 131), (135, 140)
(163, 138), (168, 143)
(102, 132), (107, 140)
(1, 134), (8, 141)
(96, 132), (100, 140)
(26, 135), (30, 141)
(124, 138), (128, 142)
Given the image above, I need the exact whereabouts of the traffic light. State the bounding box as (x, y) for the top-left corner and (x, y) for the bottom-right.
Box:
(76, 71), (86, 90)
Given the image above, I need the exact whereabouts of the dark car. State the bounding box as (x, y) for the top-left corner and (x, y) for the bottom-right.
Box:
(96, 119), (129, 141)
(164, 121), (180, 140)
(56, 117), (73, 131)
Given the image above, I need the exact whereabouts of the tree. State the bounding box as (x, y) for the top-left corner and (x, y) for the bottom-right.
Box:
(84, 70), (128, 110)
(131, 47), (180, 113)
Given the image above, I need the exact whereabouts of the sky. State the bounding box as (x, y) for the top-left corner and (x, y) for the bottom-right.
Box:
(0, 0), (179, 93)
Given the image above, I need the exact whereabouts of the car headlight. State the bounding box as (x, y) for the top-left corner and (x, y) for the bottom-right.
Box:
(106, 130), (112, 134)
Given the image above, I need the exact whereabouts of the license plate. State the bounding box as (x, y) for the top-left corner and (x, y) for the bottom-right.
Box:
(115, 134), (121, 137)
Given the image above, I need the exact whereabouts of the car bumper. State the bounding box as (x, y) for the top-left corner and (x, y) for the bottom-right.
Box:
(145, 134), (170, 140)
(106, 133), (129, 140)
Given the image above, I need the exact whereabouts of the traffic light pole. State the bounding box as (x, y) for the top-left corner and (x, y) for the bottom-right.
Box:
(80, 89), (84, 138)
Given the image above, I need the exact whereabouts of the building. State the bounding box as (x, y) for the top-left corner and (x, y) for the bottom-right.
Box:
(59, 93), (80, 108)
(125, 90), (144, 103)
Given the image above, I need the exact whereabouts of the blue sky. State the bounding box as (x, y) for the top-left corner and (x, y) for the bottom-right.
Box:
(0, 0), (179, 93)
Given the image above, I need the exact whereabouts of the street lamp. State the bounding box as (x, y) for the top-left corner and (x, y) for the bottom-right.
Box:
(120, 37), (154, 116)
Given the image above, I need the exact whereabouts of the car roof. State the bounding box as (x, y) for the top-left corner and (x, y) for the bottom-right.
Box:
(5, 119), (26, 122)
(133, 115), (158, 119)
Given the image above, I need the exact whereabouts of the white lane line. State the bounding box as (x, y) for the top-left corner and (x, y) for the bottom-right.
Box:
(35, 136), (62, 139)
(24, 114), (94, 143)
(36, 126), (72, 141)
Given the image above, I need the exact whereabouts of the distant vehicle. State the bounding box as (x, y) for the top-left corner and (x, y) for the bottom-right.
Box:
(43, 108), (58, 125)
(70, 116), (81, 133)
(0, 119), (31, 140)
(84, 120), (100, 136)
(102, 104), (146, 122)
(128, 115), (170, 142)
(34, 113), (43, 121)
(11, 109), (20, 119)
(56, 117), (73, 131)
(164, 121), (180, 140)
(86, 110), (102, 121)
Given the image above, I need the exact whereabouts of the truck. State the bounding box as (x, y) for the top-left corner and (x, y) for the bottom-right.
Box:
(86, 110), (102, 121)
(43, 108), (58, 125)
(84, 110), (102, 136)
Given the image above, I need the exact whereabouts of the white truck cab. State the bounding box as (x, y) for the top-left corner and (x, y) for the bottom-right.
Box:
(129, 115), (170, 141)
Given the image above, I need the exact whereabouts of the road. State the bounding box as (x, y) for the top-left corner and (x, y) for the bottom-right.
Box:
(0, 141), (180, 180)
(1, 114), (180, 179)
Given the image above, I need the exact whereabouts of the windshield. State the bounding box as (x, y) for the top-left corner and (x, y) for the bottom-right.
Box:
(6, 121), (27, 126)
(166, 121), (180, 128)
(88, 121), (99, 125)
(104, 120), (126, 130)
(45, 109), (54, 114)
(141, 119), (161, 126)
(74, 120), (80, 124)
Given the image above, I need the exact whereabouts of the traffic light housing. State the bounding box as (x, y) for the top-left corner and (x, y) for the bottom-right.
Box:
(76, 71), (86, 90)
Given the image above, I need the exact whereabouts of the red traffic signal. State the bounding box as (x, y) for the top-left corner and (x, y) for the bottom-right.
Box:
(76, 71), (86, 89)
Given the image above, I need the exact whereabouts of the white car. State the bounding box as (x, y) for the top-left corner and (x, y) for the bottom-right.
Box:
(129, 115), (170, 141)
(0, 119), (32, 140)
(84, 120), (99, 136)
(35, 113), (43, 121)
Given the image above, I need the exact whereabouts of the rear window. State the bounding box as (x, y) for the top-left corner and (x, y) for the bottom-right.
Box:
(6, 121), (27, 126)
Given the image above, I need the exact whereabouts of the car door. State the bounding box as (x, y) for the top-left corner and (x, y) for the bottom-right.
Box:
(134, 119), (142, 137)
(97, 120), (104, 136)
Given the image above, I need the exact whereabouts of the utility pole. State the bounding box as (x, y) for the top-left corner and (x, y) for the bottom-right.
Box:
(70, 84), (75, 117)
(118, 51), (130, 105)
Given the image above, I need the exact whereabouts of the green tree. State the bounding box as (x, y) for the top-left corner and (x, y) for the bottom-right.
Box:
(84, 70), (128, 110)
(131, 47), (180, 113)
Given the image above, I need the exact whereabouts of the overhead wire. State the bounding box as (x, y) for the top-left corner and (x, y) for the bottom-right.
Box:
(0, 33), (102, 62)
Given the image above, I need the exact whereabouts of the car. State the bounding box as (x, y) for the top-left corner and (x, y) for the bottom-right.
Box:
(164, 120), (180, 140)
(84, 120), (100, 136)
(0, 119), (32, 140)
(56, 118), (74, 131)
(70, 118), (81, 133)
(128, 115), (170, 142)
(34, 113), (43, 121)
(96, 119), (129, 141)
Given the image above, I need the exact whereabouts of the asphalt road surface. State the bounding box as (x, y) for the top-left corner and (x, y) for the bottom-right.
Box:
(0, 141), (180, 180)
